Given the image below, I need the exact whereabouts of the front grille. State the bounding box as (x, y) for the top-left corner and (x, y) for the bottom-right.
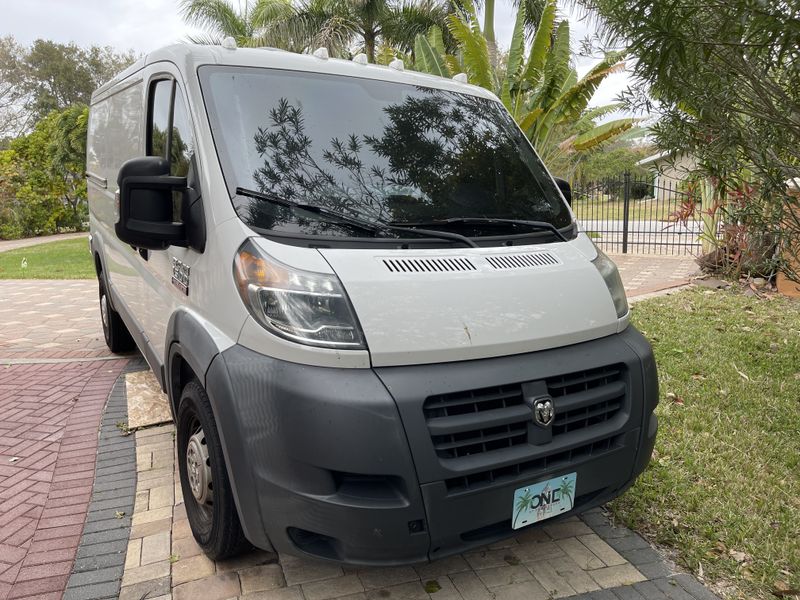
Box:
(423, 365), (627, 491)
(425, 384), (527, 460)
(445, 434), (623, 493)
(549, 366), (625, 435)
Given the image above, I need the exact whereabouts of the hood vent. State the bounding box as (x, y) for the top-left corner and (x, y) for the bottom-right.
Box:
(485, 252), (560, 270)
(382, 257), (477, 273)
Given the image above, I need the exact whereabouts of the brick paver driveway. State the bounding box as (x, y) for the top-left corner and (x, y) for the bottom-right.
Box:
(608, 253), (699, 298)
(0, 280), (128, 599)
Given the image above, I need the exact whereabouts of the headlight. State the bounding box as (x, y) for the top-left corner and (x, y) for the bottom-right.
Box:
(592, 247), (628, 318)
(233, 240), (365, 349)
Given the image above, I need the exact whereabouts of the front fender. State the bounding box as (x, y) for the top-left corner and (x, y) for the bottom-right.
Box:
(164, 310), (271, 550)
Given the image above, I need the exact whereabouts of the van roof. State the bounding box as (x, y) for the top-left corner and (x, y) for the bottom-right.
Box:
(92, 43), (497, 103)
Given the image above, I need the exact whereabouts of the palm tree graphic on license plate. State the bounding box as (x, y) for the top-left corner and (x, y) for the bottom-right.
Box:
(512, 473), (576, 529)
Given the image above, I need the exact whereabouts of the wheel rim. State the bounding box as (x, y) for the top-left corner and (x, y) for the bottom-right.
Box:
(100, 293), (109, 329)
(186, 422), (213, 518)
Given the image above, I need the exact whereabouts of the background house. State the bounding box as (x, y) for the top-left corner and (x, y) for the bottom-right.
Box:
(637, 150), (698, 201)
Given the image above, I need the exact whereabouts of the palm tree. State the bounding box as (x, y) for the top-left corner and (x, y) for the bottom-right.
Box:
(179, 0), (293, 46)
(412, 0), (637, 175)
(558, 477), (574, 508)
(216, 0), (454, 62)
(472, 0), (545, 58)
(512, 489), (534, 528)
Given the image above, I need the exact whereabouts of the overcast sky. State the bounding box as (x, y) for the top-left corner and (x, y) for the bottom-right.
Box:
(3, 0), (631, 110)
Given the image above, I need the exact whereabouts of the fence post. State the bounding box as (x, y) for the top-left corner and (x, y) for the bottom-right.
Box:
(622, 171), (631, 254)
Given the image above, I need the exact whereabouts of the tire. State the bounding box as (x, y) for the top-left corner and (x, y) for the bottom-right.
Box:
(177, 379), (249, 560)
(98, 277), (135, 353)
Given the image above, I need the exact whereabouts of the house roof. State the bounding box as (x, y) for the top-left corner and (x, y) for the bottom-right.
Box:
(636, 150), (675, 166)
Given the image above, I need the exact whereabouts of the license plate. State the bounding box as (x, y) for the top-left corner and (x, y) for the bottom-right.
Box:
(512, 472), (577, 529)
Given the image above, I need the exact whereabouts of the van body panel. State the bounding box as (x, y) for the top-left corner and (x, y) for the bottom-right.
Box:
(87, 78), (146, 326)
(319, 242), (620, 367)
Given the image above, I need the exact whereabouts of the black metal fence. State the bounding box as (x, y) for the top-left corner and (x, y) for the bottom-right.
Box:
(571, 172), (708, 255)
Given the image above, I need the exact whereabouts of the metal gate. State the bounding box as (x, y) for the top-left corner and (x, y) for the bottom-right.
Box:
(571, 172), (707, 255)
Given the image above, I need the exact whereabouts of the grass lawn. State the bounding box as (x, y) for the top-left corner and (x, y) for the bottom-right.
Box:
(572, 196), (688, 222)
(0, 238), (95, 279)
(615, 288), (800, 599)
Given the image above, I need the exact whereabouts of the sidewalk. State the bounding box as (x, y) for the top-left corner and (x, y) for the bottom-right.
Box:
(608, 253), (699, 298)
(0, 233), (88, 254)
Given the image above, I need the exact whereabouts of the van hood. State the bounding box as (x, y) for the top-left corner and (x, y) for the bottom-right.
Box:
(318, 242), (624, 367)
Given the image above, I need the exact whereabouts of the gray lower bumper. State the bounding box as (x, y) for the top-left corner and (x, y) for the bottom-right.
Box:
(205, 327), (658, 566)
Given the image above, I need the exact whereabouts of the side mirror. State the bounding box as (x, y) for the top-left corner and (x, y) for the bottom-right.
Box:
(115, 156), (187, 250)
(554, 177), (572, 206)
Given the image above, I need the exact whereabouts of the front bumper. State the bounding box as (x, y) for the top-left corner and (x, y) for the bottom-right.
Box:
(205, 326), (658, 565)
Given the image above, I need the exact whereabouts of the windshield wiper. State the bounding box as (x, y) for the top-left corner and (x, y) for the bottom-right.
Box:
(235, 187), (479, 248)
(389, 217), (570, 242)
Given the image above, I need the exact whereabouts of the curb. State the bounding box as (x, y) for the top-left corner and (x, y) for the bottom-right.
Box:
(63, 359), (148, 600)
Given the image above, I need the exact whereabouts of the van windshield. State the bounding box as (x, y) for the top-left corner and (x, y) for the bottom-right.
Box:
(199, 65), (573, 241)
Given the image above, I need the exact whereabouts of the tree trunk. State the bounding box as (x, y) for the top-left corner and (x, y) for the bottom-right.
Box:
(700, 177), (720, 255)
(364, 32), (376, 63)
(483, 0), (497, 67)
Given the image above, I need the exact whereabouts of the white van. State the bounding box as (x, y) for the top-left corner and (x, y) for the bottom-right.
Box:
(87, 43), (658, 565)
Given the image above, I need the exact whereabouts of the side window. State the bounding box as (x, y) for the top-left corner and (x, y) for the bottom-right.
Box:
(147, 79), (196, 175)
(147, 79), (197, 223)
(170, 88), (195, 177)
(148, 80), (172, 159)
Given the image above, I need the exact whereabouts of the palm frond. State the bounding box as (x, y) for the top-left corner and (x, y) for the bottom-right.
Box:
(446, 6), (493, 90)
(185, 33), (224, 45)
(520, 0), (555, 88)
(444, 54), (463, 76)
(251, 0), (296, 29)
(499, 1), (527, 109)
(578, 102), (625, 123)
(547, 53), (626, 124)
(534, 20), (571, 111)
(414, 28), (451, 77)
(518, 107), (544, 134)
(179, 0), (249, 38)
(383, 0), (450, 51)
(572, 117), (637, 151)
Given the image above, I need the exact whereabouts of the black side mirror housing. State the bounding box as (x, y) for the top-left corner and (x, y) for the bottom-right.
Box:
(554, 177), (572, 206)
(115, 156), (187, 250)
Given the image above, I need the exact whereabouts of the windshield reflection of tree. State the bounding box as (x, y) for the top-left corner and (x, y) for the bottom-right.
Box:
(250, 88), (535, 234)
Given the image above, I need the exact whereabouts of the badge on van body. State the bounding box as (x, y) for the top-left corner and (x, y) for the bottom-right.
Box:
(532, 397), (554, 427)
(171, 257), (190, 295)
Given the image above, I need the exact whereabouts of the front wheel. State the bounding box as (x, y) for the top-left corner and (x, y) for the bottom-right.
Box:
(177, 379), (249, 560)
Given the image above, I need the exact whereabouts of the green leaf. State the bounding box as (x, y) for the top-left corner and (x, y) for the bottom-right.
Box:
(500, 2), (527, 109)
(535, 20), (571, 112)
(414, 31), (450, 77)
(521, 0), (556, 88)
(427, 25), (446, 56)
(444, 54), (462, 77)
(572, 118), (637, 151)
(578, 102), (625, 124)
(549, 53), (626, 124)
(447, 12), (493, 90)
(518, 107), (544, 134)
